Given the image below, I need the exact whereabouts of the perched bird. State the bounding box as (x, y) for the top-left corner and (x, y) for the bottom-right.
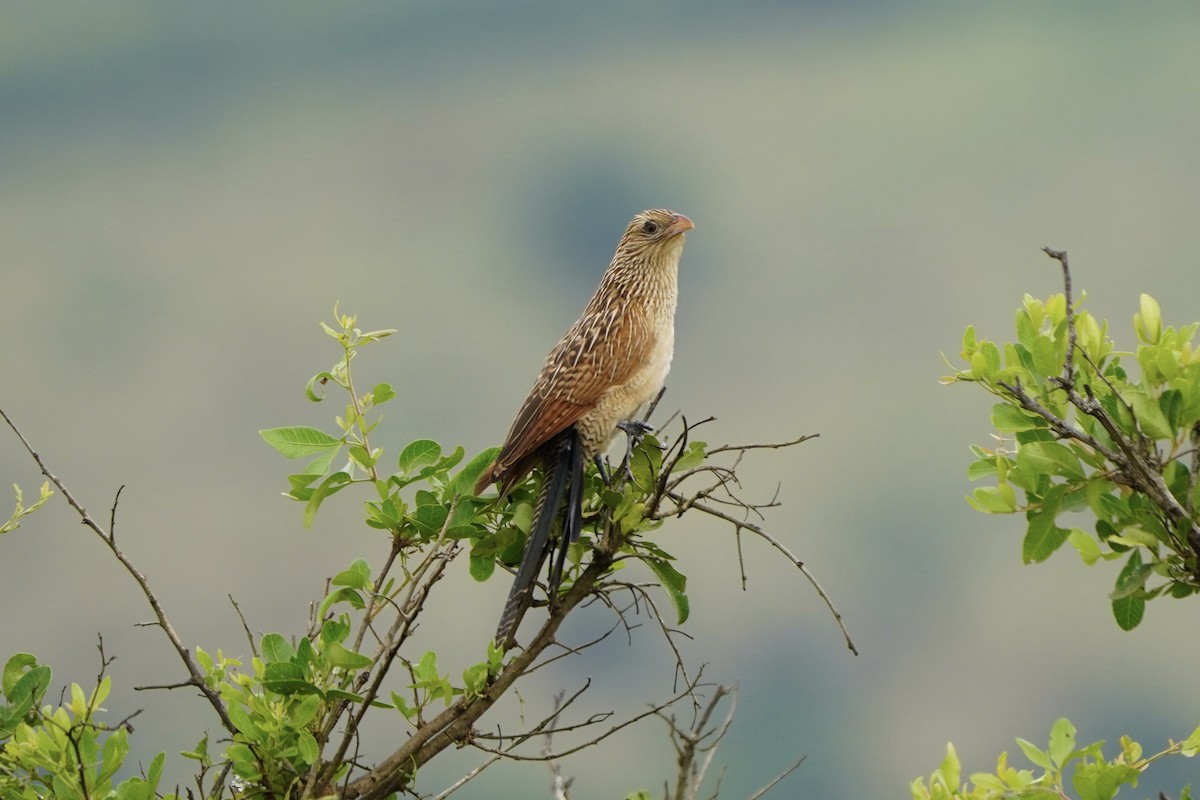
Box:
(476, 208), (694, 649)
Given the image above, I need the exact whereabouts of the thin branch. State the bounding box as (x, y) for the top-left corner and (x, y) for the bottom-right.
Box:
(0, 406), (234, 733)
(665, 684), (735, 800)
(227, 595), (257, 657)
(481, 679), (595, 749)
(542, 690), (573, 800)
(470, 670), (708, 764)
(706, 434), (819, 457)
(600, 581), (693, 692)
(1042, 247), (1076, 383)
(996, 379), (1120, 463)
(746, 755), (807, 800)
(665, 490), (858, 656)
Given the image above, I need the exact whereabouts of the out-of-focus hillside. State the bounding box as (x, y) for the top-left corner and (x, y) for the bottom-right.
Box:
(3, 4), (1199, 797)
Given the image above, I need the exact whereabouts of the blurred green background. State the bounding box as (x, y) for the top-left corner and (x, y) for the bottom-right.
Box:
(3, 3), (1200, 797)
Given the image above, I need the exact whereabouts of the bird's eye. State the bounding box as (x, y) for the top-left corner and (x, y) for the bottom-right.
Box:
(642, 220), (659, 234)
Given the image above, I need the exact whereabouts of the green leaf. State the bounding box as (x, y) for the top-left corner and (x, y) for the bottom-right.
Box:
(2, 652), (40, 697)
(260, 633), (295, 664)
(629, 435), (665, 489)
(227, 703), (262, 737)
(643, 557), (689, 624)
(1125, 390), (1174, 439)
(324, 642), (374, 670)
(1031, 333), (1061, 376)
(1072, 760), (1140, 800)
(966, 456), (1001, 481)
(991, 404), (1043, 432)
(145, 751), (165, 795)
(1135, 293), (1162, 344)
(408, 503), (449, 535)
(1180, 723), (1200, 756)
(1048, 717), (1076, 768)
(297, 730), (320, 765)
(99, 727), (128, 782)
(968, 484), (1016, 514)
(305, 371), (336, 401)
(414, 650), (440, 682)
(319, 587), (365, 617)
(669, 441), (708, 473)
(224, 742), (257, 775)
(348, 444), (376, 469)
(372, 382), (397, 405)
(1112, 553), (1147, 630)
(469, 551), (495, 581)
(260, 427), (342, 458)
(1023, 512), (1069, 564)
(5, 664), (52, 719)
(1107, 527), (1161, 549)
(1015, 308), (1037, 350)
(321, 619), (350, 646)
(452, 447), (502, 496)
(462, 662), (488, 696)
(262, 678), (323, 696)
(304, 471), (353, 527)
(304, 444), (342, 477)
(1067, 529), (1102, 565)
(398, 439), (441, 473)
(1015, 737), (1051, 770)
(332, 558), (372, 590)
(1017, 441), (1086, 481)
(962, 324), (977, 352)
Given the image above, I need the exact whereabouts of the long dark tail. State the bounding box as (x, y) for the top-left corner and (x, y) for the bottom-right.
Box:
(495, 428), (581, 649)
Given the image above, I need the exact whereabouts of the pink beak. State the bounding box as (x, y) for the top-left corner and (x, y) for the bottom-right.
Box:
(668, 213), (695, 236)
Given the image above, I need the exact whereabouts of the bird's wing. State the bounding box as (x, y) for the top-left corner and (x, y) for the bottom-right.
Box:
(481, 305), (654, 492)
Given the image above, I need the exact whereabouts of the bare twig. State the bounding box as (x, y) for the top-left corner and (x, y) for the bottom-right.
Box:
(0, 406), (235, 733)
(665, 684), (736, 800)
(470, 670), (709, 764)
(664, 490), (858, 656)
(543, 691), (573, 800)
(600, 581), (694, 692)
(1042, 247), (1076, 382)
(746, 756), (807, 800)
(706, 434), (819, 456)
(228, 594), (258, 656)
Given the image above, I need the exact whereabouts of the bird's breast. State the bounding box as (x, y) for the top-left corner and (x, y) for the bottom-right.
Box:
(578, 302), (675, 458)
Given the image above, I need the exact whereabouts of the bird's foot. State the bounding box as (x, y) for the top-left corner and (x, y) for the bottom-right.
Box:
(616, 419), (655, 439)
(616, 419), (660, 485)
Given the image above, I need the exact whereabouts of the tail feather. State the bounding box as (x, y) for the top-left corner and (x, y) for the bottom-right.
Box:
(549, 431), (584, 592)
(495, 430), (575, 649)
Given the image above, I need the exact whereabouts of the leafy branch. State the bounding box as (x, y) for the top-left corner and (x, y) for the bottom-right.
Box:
(946, 248), (1200, 629)
(913, 717), (1200, 800)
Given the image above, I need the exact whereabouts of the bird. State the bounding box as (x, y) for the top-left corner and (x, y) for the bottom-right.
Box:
(475, 208), (694, 649)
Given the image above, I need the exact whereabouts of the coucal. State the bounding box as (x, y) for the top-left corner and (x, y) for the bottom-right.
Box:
(476, 208), (694, 649)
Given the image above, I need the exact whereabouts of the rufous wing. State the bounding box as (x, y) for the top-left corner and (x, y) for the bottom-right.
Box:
(475, 310), (655, 495)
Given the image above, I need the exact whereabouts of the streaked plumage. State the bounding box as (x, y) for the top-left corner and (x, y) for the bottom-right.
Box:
(478, 208), (693, 648)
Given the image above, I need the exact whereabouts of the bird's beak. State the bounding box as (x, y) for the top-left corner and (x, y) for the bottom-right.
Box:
(666, 214), (694, 237)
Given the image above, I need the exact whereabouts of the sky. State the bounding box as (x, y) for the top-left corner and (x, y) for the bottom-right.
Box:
(3, 3), (1200, 798)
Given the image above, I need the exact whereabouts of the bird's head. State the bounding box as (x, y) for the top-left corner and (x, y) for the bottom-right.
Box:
(615, 209), (694, 265)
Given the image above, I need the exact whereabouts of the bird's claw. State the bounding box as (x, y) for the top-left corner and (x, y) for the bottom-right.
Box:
(616, 419), (655, 439)
(617, 418), (659, 485)
(595, 420), (662, 487)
